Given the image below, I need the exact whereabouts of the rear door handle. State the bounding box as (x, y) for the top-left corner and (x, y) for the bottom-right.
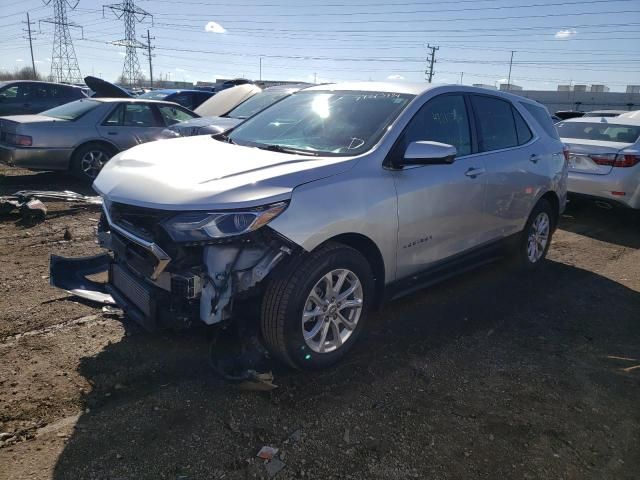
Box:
(530, 154), (541, 163)
(465, 167), (486, 178)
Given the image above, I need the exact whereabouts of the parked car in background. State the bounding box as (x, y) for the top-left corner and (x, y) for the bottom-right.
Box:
(555, 110), (585, 120)
(0, 81), (87, 116)
(618, 110), (640, 120)
(556, 116), (640, 209)
(137, 89), (215, 110)
(161, 84), (310, 138)
(214, 78), (253, 92)
(583, 110), (628, 118)
(0, 98), (198, 180)
(51, 83), (566, 370)
(194, 84), (261, 117)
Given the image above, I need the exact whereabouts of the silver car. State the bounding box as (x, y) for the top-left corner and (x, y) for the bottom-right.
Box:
(0, 98), (198, 180)
(557, 117), (640, 209)
(160, 84), (311, 139)
(51, 83), (567, 369)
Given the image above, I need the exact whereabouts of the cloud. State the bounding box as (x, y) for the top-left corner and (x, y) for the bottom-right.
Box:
(204, 21), (226, 34)
(117, 52), (126, 57)
(46, 57), (51, 62)
(498, 78), (508, 83)
(175, 68), (187, 72)
(387, 74), (405, 81)
(16, 59), (23, 62)
(555, 28), (577, 40)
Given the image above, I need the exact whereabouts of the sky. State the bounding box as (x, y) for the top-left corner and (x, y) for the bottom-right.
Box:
(1, 0), (640, 91)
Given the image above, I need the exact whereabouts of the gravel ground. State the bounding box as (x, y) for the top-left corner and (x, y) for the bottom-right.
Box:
(1, 165), (639, 480)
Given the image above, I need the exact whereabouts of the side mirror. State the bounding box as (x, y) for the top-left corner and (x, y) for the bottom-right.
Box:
(400, 141), (457, 166)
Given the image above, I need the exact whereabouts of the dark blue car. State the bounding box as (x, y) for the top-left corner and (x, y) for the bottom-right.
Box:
(137, 89), (215, 110)
(0, 81), (87, 116)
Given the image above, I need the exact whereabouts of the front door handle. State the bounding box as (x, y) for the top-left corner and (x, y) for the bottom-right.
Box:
(530, 154), (541, 163)
(465, 167), (486, 178)
(107, 131), (118, 135)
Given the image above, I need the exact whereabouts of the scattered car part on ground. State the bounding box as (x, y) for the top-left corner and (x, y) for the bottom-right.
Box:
(0, 80), (87, 116)
(0, 97), (199, 181)
(194, 84), (262, 117)
(0, 189), (102, 222)
(50, 82), (567, 370)
(161, 84), (311, 138)
(137, 89), (216, 110)
(557, 116), (640, 209)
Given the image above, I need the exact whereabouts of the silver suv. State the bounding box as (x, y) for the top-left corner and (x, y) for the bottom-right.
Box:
(51, 83), (568, 370)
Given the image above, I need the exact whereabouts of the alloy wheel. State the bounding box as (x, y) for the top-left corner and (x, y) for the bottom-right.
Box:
(80, 150), (109, 179)
(301, 269), (364, 354)
(527, 211), (550, 263)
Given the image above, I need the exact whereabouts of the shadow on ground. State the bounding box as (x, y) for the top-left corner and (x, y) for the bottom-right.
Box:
(51, 259), (640, 479)
(0, 171), (94, 196)
(560, 200), (640, 249)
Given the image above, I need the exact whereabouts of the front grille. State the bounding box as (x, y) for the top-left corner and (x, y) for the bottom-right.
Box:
(109, 202), (171, 242)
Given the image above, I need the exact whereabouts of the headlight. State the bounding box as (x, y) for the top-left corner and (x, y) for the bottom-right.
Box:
(161, 201), (288, 242)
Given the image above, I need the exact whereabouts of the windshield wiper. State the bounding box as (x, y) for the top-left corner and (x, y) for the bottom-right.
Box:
(256, 144), (319, 156)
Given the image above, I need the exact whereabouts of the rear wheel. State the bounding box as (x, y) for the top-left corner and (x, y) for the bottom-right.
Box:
(261, 242), (374, 370)
(71, 143), (116, 181)
(513, 198), (555, 269)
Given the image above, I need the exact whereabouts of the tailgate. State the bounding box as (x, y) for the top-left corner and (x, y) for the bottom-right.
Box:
(563, 138), (630, 175)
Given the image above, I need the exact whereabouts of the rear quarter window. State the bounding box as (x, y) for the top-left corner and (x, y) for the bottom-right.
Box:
(521, 102), (560, 140)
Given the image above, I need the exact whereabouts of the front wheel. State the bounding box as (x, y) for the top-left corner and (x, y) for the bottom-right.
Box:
(261, 242), (374, 370)
(513, 198), (555, 269)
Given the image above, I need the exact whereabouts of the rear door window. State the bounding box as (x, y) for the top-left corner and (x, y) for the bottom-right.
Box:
(158, 104), (197, 126)
(471, 95), (518, 152)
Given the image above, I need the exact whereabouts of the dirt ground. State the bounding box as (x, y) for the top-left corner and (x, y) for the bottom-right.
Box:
(1, 164), (639, 480)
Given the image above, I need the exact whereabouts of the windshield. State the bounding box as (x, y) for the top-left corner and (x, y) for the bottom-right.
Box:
(226, 90), (291, 119)
(41, 99), (100, 120)
(557, 121), (640, 143)
(138, 91), (170, 100)
(227, 90), (414, 156)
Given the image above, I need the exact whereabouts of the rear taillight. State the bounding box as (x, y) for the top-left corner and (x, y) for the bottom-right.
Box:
(589, 154), (617, 166)
(613, 154), (640, 168)
(5, 133), (32, 147)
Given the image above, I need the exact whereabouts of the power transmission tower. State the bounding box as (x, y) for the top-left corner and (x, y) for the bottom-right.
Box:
(104, 0), (153, 87)
(141, 29), (154, 87)
(23, 13), (37, 78)
(425, 44), (439, 83)
(41, 0), (83, 83)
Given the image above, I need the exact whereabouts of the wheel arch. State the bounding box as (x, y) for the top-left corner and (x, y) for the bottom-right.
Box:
(318, 232), (386, 308)
(539, 190), (560, 228)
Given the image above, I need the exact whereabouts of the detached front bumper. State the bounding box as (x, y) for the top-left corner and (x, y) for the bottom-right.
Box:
(0, 144), (72, 170)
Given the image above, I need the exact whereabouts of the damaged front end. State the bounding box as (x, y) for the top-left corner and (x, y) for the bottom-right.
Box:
(50, 199), (295, 331)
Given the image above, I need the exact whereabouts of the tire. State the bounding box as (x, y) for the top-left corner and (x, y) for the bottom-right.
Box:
(71, 143), (116, 181)
(261, 242), (374, 370)
(512, 198), (556, 269)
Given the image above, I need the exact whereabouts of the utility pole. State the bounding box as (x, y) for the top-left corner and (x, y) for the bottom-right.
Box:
(506, 50), (515, 91)
(41, 0), (83, 83)
(141, 29), (154, 87)
(24, 13), (37, 78)
(259, 56), (262, 81)
(425, 44), (439, 83)
(104, 0), (153, 87)
(314, 72), (317, 84)
(459, 72), (464, 84)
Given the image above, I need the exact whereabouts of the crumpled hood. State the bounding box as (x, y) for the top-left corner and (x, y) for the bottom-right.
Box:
(170, 116), (241, 134)
(94, 135), (356, 210)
